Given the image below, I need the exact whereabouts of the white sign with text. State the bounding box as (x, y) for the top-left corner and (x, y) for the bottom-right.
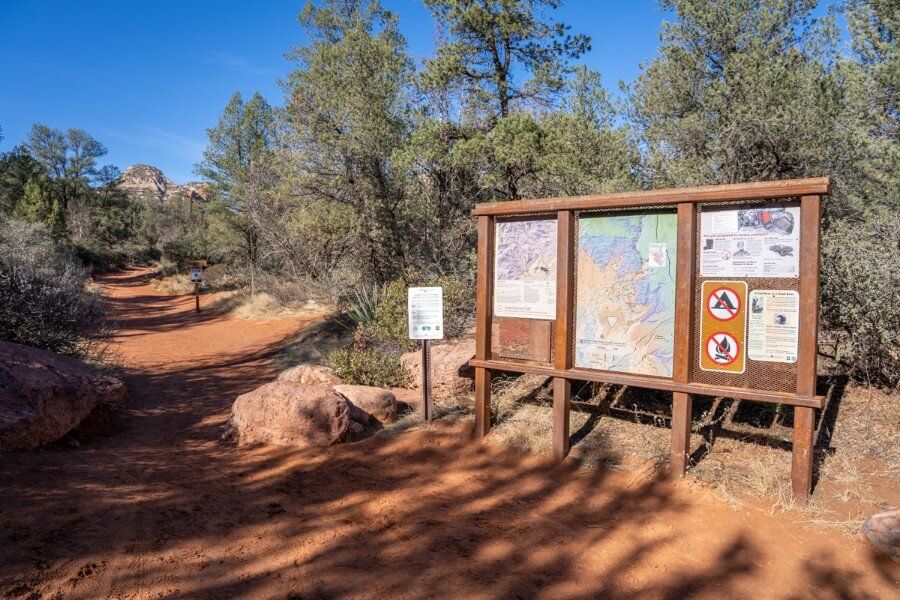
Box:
(408, 287), (444, 340)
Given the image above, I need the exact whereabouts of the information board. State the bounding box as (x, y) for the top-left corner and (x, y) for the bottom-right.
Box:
(408, 287), (444, 340)
(189, 266), (203, 283)
(700, 205), (800, 278)
(574, 211), (677, 377)
(493, 219), (557, 320)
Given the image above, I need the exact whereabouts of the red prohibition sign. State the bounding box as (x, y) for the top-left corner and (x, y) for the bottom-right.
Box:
(706, 331), (740, 366)
(706, 287), (741, 321)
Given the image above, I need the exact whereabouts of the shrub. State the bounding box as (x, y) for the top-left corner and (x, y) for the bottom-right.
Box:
(0, 219), (107, 358)
(328, 347), (407, 387)
(354, 275), (475, 351)
(821, 205), (899, 387)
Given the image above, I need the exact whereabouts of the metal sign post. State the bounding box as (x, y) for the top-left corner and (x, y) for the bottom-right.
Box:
(189, 263), (205, 313)
(408, 287), (444, 423)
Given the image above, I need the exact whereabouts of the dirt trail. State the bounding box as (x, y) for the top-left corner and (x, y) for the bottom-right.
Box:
(0, 268), (896, 599)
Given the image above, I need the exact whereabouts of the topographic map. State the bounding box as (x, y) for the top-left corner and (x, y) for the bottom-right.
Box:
(574, 212), (677, 376)
(494, 219), (557, 320)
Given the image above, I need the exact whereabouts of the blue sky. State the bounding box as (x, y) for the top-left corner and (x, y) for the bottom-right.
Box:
(0, 1), (836, 183)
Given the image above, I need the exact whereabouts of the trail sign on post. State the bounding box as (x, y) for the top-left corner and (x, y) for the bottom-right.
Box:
(188, 262), (205, 313)
(408, 287), (444, 423)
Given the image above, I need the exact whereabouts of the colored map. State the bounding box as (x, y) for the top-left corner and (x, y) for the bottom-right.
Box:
(574, 212), (678, 376)
(494, 219), (557, 320)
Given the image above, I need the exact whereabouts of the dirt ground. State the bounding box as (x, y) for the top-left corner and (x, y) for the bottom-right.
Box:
(0, 268), (897, 599)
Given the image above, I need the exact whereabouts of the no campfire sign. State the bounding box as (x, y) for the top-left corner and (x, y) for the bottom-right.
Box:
(700, 280), (747, 373)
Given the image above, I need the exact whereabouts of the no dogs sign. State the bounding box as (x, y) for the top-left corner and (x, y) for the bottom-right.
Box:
(700, 280), (747, 373)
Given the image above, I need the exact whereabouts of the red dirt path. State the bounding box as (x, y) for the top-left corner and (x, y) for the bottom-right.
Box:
(0, 268), (896, 599)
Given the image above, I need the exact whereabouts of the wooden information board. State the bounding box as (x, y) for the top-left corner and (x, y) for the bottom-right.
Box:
(469, 177), (830, 504)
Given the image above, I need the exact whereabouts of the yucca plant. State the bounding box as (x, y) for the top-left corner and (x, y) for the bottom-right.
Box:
(345, 284), (385, 327)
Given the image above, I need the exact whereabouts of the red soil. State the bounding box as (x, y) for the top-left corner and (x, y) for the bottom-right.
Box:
(0, 268), (896, 599)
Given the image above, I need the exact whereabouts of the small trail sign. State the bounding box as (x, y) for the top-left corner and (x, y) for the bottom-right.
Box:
(408, 287), (444, 423)
(189, 266), (203, 283)
(700, 280), (747, 373)
(408, 287), (443, 340)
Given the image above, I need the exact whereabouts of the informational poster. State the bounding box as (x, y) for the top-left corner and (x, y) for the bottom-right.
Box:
(748, 290), (799, 363)
(574, 212), (677, 377)
(700, 206), (800, 278)
(699, 280), (747, 374)
(189, 266), (203, 283)
(494, 219), (557, 320)
(408, 287), (444, 340)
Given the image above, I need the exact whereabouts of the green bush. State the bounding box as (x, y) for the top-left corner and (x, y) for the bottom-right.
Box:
(0, 219), (107, 358)
(354, 275), (474, 351)
(328, 347), (407, 387)
(821, 205), (899, 387)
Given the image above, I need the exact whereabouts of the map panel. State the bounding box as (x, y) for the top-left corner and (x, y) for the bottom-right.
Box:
(574, 212), (678, 377)
(494, 219), (557, 320)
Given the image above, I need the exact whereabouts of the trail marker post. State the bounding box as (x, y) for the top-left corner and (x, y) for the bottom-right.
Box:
(188, 261), (206, 313)
(408, 287), (444, 423)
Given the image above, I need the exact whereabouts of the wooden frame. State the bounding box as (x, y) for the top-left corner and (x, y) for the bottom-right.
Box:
(470, 177), (829, 504)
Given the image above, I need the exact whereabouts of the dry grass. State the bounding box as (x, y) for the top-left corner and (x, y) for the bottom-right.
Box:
(464, 377), (898, 536)
(149, 274), (195, 296)
(206, 291), (334, 322)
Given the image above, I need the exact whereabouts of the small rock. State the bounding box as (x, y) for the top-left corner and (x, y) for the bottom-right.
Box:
(858, 509), (899, 562)
(333, 385), (398, 423)
(276, 364), (340, 386)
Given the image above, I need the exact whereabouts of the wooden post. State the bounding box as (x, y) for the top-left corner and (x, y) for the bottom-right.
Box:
(422, 339), (433, 423)
(194, 283), (200, 313)
(670, 202), (697, 477)
(792, 194), (822, 504)
(552, 210), (575, 460)
(474, 216), (494, 438)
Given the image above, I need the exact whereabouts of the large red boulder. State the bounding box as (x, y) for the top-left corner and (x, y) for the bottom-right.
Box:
(226, 382), (358, 448)
(401, 339), (475, 397)
(0, 341), (126, 452)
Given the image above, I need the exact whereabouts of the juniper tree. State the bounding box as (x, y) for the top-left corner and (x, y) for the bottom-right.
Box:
(283, 0), (413, 283)
(197, 92), (276, 293)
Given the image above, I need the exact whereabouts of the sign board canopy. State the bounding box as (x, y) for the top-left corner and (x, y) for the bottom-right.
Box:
(408, 287), (444, 340)
(468, 177), (830, 504)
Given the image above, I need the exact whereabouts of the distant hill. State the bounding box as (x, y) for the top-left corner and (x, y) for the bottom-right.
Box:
(117, 164), (208, 204)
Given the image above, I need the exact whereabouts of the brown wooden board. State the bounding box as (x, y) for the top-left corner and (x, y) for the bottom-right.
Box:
(469, 178), (828, 503)
(494, 318), (552, 362)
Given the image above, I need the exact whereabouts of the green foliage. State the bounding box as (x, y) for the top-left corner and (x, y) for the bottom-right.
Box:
(354, 276), (474, 351)
(282, 0), (414, 282)
(821, 205), (899, 387)
(328, 347), (406, 387)
(346, 284), (386, 328)
(0, 220), (107, 357)
(421, 0), (590, 119)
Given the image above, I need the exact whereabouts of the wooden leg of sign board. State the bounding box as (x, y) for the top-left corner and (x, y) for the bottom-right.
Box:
(671, 392), (692, 477)
(422, 339), (433, 423)
(474, 367), (491, 438)
(551, 377), (571, 460)
(194, 283), (200, 313)
(791, 406), (816, 505)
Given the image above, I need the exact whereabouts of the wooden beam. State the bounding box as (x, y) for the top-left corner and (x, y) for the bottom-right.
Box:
(792, 194), (822, 504)
(474, 216), (495, 438)
(471, 177), (832, 217)
(671, 202), (698, 477)
(552, 210), (575, 460)
(467, 358), (825, 409)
